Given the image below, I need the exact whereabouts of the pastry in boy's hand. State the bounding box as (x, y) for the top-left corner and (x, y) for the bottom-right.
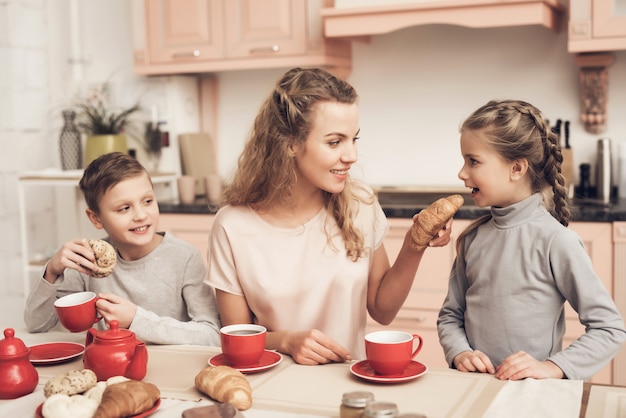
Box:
(88, 239), (116, 278)
(410, 194), (464, 252)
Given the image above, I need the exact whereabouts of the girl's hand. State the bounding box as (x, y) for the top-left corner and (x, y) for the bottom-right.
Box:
(279, 329), (352, 365)
(95, 293), (137, 329)
(44, 239), (99, 282)
(495, 351), (564, 380)
(453, 350), (496, 374)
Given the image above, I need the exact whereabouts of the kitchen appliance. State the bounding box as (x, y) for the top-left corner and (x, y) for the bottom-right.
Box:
(596, 138), (613, 205)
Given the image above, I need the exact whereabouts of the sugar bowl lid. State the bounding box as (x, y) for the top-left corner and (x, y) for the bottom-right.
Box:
(0, 328), (29, 359)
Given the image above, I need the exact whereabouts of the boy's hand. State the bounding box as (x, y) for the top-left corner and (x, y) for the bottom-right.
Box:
(44, 239), (100, 282)
(495, 351), (564, 380)
(453, 350), (496, 374)
(95, 293), (137, 330)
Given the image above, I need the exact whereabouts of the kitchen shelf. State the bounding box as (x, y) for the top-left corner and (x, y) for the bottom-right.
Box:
(17, 169), (177, 296)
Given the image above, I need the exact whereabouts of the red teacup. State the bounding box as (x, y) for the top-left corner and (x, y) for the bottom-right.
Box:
(54, 291), (101, 332)
(365, 330), (423, 375)
(220, 324), (267, 367)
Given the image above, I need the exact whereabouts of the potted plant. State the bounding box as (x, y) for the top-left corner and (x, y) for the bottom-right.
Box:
(75, 83), (142, 168)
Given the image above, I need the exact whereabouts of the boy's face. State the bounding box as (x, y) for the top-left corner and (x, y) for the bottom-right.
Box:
(86, 172), (159, 258)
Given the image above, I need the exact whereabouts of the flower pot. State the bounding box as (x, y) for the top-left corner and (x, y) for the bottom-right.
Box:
(84, 134), (129, 168)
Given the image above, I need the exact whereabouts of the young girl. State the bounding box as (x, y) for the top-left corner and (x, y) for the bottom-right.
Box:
(205, 67), (452, 365)
(437, 99), (626, 381)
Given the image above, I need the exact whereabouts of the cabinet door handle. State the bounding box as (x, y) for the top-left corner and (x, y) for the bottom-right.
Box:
(250, 45), (280, 54)
(172, 50), (201, 58)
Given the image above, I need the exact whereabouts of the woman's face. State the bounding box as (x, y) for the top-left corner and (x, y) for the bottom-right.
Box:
(294, 101), (360, 195)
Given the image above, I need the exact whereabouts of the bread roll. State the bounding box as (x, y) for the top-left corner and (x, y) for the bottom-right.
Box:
(195, 366), (252, 411)
(410, 194), (464, 252)
(92, 380), (160, 418)
(43, 369), (97, 398)
(88, 239), (116, 278)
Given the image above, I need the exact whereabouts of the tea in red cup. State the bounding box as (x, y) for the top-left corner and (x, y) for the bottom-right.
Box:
(365, 330), (423, 375)
(54, 291), (101, 332)
(220, 324), (266, 367)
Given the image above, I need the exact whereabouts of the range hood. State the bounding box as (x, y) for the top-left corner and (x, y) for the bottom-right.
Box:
(321, 0), (566, 39)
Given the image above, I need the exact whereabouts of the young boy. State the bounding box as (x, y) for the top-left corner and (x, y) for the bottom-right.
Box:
(24, 152), (221, 345)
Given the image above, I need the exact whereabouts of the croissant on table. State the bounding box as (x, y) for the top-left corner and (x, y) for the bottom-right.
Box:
(410, 194), (464, 252)
(92, 380), (160, 418)
(195, 365), (252, 411)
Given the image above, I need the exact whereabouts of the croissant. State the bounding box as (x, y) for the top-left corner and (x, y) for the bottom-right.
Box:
(195, 366), (252, 411)
(410, 194), (464, 252)
(92, 380), (160, 418)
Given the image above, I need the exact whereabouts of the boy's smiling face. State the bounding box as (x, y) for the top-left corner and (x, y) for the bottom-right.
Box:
(86, 172), (161, 260)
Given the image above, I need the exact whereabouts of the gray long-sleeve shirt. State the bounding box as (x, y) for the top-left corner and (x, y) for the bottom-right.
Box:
(24, 232), (221, 346)
(437, 193), (626, 380)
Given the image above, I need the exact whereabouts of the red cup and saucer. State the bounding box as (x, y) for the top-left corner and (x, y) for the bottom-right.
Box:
(209, 324), (282, 373)
(350, 330), (428, 383)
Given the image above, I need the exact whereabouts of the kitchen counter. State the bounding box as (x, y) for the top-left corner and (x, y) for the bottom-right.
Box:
(158, 196), (626, 222)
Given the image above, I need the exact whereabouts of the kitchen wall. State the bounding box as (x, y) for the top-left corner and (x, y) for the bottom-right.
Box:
(1, 0), (625, 296)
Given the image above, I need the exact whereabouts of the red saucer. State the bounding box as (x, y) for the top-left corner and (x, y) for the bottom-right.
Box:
(350, 360), (427, 383)
(208, 350), (282, 373)
(29, 342), (85, 365)
(36, 398), (160, 418)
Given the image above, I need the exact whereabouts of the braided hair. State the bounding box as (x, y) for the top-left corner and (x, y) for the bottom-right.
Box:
(456, 100), (572, 256)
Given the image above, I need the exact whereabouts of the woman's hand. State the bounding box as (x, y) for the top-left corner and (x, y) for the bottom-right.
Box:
(453, 350), (495, 374)
(495, 351), (564, 380)
(429, 218), (453, 248)
(272, 329), (352, 365)
(95, 293), (137, 329)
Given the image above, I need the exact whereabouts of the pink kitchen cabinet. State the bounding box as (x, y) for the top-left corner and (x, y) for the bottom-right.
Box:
(569, 0), (626, 52)
(366, 218), (472, 371)
(135, 0), (351, 75)
(158, 213), (215, 266)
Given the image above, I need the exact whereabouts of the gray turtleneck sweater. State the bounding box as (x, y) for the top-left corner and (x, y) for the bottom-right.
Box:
(437, 193), (626, 380)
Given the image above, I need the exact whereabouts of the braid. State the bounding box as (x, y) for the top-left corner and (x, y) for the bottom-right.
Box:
(521, 103), (571, 226)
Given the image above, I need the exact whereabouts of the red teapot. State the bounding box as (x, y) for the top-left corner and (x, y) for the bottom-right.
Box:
(0, 328), (38, 399)
(83, 320), (148, 381)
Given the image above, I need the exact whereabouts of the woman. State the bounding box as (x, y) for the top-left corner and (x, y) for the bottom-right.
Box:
(206, 67), (451, 364)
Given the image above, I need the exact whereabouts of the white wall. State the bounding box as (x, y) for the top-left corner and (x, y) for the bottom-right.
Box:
(215, 24), (626, 188)
(2, 1), (626, 296)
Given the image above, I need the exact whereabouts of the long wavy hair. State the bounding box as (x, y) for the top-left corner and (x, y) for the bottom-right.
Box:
(224, 67), (369, 261)
(456, 99), (572, 257)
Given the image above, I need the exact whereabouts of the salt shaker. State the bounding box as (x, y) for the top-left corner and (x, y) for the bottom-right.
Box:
(364, 401), (399, 418)
(340, 391), (375, 418)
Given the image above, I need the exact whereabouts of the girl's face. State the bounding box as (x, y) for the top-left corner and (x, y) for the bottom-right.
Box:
(294, 101), (360, 195)
(458, 129), (530, 208)
(86, 172), (161, 260)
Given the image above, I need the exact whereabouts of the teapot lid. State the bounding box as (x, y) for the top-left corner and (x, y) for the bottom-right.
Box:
(0, 328), (29, 359)
(95, 320), (136, 341)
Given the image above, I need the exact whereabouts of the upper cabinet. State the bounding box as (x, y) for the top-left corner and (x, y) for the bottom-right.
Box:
(320, 0), (565, 40)
(133, 0), (351, 75)
(569, 0), (626, 52)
